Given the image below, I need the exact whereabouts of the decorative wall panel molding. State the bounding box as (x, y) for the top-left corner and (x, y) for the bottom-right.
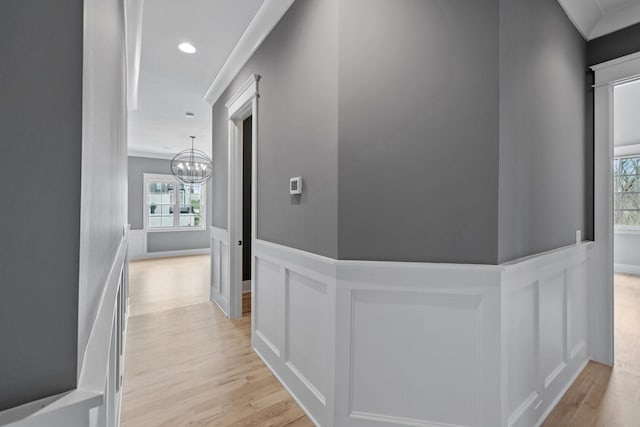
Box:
(502, 245), (590, 427)
(251, 239), (592, 427)
(210, 226), (231, 316)
(128, 229), (146, 258)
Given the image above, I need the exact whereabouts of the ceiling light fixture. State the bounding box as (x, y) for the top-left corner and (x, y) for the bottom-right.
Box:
(178, 42), (196, 54)
(171, 136), (213, 184)
(185, 112), (195, 119)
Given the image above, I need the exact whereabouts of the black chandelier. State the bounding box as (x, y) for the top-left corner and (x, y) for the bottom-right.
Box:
(170, 136), (213, 184)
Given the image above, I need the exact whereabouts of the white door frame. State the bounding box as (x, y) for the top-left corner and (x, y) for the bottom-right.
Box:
(590, 52), (640, 364)
(226, 74), (260, 319)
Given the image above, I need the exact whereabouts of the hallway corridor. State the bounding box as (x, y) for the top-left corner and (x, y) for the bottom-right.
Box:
(119, 256), (640, 426)
(120, 255), (312, 426)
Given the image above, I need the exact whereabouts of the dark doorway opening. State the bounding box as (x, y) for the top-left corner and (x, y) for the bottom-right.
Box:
(242, 116), (252, 314)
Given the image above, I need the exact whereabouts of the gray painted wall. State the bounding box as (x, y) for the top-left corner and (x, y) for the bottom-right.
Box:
(212, 0), (339, 258)
(128, 156), (210, 252)
(0, 0), (82, 411)
(337, 0), (500, 263)
(212, 0), (591, 265)
(128, 156), (171, 229)
(498, 0), (589, 263)
(147, 231), (210, 252)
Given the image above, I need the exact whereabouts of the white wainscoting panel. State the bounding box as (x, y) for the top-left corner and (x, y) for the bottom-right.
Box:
(210, 226), (231, 316)
(350, 291), (482, 426)
(539, 273), (566, 389)
(253, 240), (336, 427)
(128, 229), (146, 259)
(335, 262), (502, 427)
(502, 244), (590, 427)
(505, 280), (538, 426)
(567, 263), (588, 361)
(285, 270), (329, 402)
(250, 240), (592, 427)
(255, 256), (284, 356)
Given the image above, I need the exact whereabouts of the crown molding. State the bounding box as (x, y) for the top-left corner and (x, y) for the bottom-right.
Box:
(614, 143), (640, 157)
(590, 2), (640, 39)
(128, 148), (175, 160)
(202, 0), (296, 106)
(555, 0), (601, 40)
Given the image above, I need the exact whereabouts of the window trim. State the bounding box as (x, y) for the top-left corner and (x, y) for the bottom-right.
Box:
(143, 173), (206, 232)
(614, 227), (640, 235)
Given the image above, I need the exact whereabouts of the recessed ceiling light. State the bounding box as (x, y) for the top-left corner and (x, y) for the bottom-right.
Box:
(178, 42), (196, 54)
(185, 112), (195, 119)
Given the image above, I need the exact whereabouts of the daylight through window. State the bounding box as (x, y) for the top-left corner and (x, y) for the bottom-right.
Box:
(614, 156), (640, 228)
(144, 174), (205, 230)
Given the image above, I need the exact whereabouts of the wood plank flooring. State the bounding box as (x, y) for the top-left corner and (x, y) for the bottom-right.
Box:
(243, 291), (251, 315)
(127, 255), (212, 316)
(122, 256), (640, 426)
(543, 274), (640, 427)
(121, 255), (312, 426)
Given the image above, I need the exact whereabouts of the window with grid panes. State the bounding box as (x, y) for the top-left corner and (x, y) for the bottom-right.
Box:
(614, 156), (640, 228)
(144, 174), (205, 230)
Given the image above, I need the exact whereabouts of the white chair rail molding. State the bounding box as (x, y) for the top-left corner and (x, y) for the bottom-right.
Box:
(247, 239), (592, 427)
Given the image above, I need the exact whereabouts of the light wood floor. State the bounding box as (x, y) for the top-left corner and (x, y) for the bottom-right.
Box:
(127, 255), (212, 316)
(243, 291), (251, 315)
(543, 274), (640, 427)
(121, 255), (312, 426)
(123, 257), (639, 426)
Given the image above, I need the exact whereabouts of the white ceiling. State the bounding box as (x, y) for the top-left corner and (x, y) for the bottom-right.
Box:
(557, 0), (640, 39)
(126, 0), (640, 159)
(614, 79), (640, 147)
(128, 0), (264, 158)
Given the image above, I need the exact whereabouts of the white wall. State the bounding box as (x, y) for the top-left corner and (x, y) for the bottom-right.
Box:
(615, 231), (640, 274)
(613, 81), (640, 275)
(78, 0), (129, 375)
(614, 79), (640, 148)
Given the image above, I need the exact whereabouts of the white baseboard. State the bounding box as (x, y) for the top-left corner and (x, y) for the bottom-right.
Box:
(253, 346), (323, 427)
(251, 239), (592, 427)
(614, 263), (640, 276)
(533, 358), (590, 427)
(129, 247), (210, 260)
